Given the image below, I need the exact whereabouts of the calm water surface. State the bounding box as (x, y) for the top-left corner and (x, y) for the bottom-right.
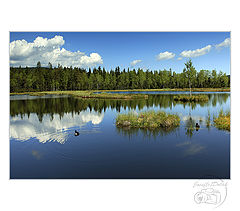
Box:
(10, 92), (230, 179)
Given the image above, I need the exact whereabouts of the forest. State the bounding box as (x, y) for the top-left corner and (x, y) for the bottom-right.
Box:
(10, 60), (230, 93)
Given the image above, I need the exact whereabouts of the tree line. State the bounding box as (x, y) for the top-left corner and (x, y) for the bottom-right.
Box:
(10, 61), (230, 93)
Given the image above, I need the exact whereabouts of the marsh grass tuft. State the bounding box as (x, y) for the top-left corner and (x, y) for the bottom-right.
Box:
(173, 95), (209, 102)
(213, 110), (230, 131)
(206, 110), (211, 127)
(116, 110), (180, 129)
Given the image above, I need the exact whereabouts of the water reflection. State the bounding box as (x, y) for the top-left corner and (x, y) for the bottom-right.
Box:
(10, 93), (230, 179)
(116, 126), (180, 140)
(10, 93), (230, 141)
(31, 150), (42, 160)
(10, 111), (104, 144)
(176, 141), (205, 156)
(184, 116), (196, 138)
(184, 143), (205, 156)
(10, 93), (229, 119)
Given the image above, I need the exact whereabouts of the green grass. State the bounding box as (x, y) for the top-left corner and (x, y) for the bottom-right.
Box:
(173, 95), (209, 102)
(213, 110), (230, 131)
(10, 88), (229, 99)
(10, 90), (148, 99)
(99, 88), (230, 92)
(10, 90), (91, 96)
(80, 92), (148, 99)
(10, 88), (230, 96)
(116, 110), (180, 129)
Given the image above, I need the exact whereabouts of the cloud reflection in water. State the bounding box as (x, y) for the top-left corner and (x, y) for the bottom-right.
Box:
(10, 111), (104, 144)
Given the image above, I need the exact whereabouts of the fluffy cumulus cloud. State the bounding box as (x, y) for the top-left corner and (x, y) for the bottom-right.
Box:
(177, 57), (182, 60)
(130, 59), (142, 66)
(156, 51), (175, 60)
(10, 35), (103, 67)
(180, 45), (212, 58)
(215, 37), (231, 49)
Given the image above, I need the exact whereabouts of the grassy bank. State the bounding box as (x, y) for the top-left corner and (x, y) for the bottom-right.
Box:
(10, 88), (230, 100)
(10, 90), (148, 99)
(213, 110), (230, 131)
(173, 95), (209, 102)
(10, 88), (230, 96)
(10, 90), (91, 96)
(101, 88), (230, 92)
(116, 111), (180, 129)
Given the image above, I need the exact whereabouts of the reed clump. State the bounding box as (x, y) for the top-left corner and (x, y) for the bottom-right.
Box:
(116, 111), (180, 129)
(173, 95), (209, 102)
(213, 110), (230, 131)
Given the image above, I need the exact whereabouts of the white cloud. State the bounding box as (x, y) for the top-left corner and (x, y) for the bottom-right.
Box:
(156, 51), (175, 60)
(130, 59), (142, 66)
(10, 35), (103, 67)
(215, 38), (231, 49)
(180, 45), (212, 58)
(177, 57), (182, 60)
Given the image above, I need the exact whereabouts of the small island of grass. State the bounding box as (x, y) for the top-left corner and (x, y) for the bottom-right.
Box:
(80, 92), (148, 99)
(214, 111), (230, 131)
(11, 90), (148, 100)
(116, 111), (180, 129)
(173, 95), (209, 102)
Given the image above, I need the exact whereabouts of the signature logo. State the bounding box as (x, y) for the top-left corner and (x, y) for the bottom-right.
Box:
(193, 178), (227, 208)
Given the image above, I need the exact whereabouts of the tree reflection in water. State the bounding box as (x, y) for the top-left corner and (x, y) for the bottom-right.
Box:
(10, 93), (229, 122)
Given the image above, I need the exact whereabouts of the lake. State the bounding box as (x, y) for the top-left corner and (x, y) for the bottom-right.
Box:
(10, 92), (230, 179)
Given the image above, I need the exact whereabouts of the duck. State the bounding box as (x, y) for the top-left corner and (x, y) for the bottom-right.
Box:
(74, 130), (79, 136)
(195, 123), (200, 128)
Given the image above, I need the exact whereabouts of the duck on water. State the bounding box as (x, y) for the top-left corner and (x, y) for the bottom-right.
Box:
(74, 130), (79, 136)
(195, 123), (200, 131)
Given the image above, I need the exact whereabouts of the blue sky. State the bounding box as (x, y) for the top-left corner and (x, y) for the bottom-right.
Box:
(10, 32), (230, 74)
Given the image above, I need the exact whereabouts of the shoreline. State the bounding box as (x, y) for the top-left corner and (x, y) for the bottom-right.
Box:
(10, 88), (230, 96)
